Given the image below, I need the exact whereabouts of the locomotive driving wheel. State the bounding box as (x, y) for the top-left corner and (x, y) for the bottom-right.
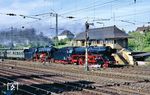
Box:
(78, 58), (84, 65)
(102, 63), (109, 68)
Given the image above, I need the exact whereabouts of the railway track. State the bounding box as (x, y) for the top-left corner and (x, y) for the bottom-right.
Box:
(0, 72), (133, 95)
(103, 66), (150, 76)
(2, 61), (150, 85)
(0, 60), (150, 95)
(4, 59), (150, 76)
(5, 59), (150, 76)
(0, 63), (113, 95)
(0, 69), (89, 95)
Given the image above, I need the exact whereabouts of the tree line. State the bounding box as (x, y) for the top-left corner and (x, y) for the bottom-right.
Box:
(128, 31), (150, 52)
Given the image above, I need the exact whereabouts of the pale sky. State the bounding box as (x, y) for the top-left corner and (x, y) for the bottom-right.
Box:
(0, 0), (150, 37)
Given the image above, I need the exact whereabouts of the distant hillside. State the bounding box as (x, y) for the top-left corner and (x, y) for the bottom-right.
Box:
(0, 28), (53, 48)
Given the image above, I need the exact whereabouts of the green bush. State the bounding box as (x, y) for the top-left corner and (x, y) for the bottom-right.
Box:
(143, 47), (150, 52)
(128, 31), (150, 52)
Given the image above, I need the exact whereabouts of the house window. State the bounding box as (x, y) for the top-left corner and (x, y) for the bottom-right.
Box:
(92, 41), (96, 44)
(106, 39), (113, 44)
(94, 41), (97, 44)
(81, 41), (84, 46)
(110, 40), (113, 44)
(105, 40), (108, 44)
(97, 40), (100, 44)
(100, 40), (103, 44)
(114, 40), (116, 44)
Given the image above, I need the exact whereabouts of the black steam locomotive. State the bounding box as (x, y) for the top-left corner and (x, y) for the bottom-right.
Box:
(0, 46), (116, 66)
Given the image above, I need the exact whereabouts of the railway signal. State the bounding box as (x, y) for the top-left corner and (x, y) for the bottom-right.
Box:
(85, 21), (94, 71)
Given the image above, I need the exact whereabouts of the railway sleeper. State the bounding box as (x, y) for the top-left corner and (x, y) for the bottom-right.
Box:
(0, 69), (81, 94)
(0, 75), (54, 95)
(38, 77), (84, 92)
(19, 85), (48, 95)
(0, 79), (47, 95)
(53, 82), (82, 92)
(33, 83), (65, 93)
(64, 81), (96, 90)
(144, 79), (150, 83)
(32, 77), (82, 93)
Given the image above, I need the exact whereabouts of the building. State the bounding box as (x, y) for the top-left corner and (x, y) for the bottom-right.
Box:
(58, 30), (74, 40)
(136, 25), (150, 34)
(74, 25), (129, 50)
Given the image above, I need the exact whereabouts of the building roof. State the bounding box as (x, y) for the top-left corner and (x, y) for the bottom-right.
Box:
(59, 30), (74, 36)
(75, 25), (129, 40)
(136, 26), (150, 32)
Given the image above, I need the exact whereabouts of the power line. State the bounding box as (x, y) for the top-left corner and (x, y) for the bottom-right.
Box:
(114, 10), (150, 18)
(59, 0), (102, 14)
(119, 20), (135, 25)
(113, 2), (134, 11)
(60, 0), (119, 15)
(24, 0), (142, 27)
(59, 0), (143, 24)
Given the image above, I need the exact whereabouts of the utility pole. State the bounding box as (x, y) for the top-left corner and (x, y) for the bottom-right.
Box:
(10, 26), (14, 49)
(54, 13), (74, 47)
(55, 13), (58, 47)
(29, 12), (74, 47)
(56, 14), (58, 38)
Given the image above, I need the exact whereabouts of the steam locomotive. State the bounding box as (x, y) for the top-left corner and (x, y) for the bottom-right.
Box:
(0, 46), (116, 67)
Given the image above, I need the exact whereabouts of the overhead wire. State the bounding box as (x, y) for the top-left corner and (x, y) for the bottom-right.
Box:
(114, 10), (150, 18)
(1, 0), (149, 32)
(21, 0), (120, 26)
(58, 0), (149, 26)
(59, 0), (103, 15)
(60, 0), (119, 15)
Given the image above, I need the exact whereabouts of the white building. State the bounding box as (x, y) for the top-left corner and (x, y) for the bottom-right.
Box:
(58, 30), (74, 40)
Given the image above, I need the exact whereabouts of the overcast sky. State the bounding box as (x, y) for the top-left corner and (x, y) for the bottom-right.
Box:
(0, 0), (150, 37)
